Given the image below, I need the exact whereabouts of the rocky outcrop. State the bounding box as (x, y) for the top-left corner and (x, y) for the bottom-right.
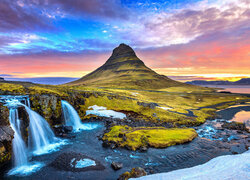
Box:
(118, 167), (147, 180)
(0, 126), (14, 166)
(30, 94), (63, 125)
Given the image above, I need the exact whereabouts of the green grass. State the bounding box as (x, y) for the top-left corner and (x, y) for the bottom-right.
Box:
(102, 125), (198, 151)
(1, 82), (250, 127)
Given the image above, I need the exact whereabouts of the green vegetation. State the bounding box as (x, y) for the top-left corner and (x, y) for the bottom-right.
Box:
(0, 83), (25, 94)
(0, 81), (250, 127)
(102, 125), (198, 151)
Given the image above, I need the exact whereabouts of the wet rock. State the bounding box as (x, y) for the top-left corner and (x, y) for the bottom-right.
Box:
(102, 140), (110, 148)
(140, 146), (148, 152)
(50, 152), (105, 172)
(119, 167), (147, 180)
(0, 106), (9, 126)
(230, 144), (247, 154)
(110, 143), (117, 149)
(0, 126), (14, 142)
(222, 121), (248, 132)
(64, 126), (73, 133)
(111, 161), (123, 170)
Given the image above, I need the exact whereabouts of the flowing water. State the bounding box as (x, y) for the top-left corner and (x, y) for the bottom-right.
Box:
(24, 105), (60, 155)
(61, 100), (99, 132)
(8, 108), (28, 167)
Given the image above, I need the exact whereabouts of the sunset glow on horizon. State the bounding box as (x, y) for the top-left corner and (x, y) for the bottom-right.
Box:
(0, 0), (250, 82)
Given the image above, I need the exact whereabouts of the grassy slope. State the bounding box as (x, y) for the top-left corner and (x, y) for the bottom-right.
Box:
(67, 54), (201, 90)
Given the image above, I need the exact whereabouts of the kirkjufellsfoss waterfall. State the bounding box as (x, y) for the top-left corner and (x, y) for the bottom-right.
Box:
(1, 96), (66, 176)
(61, 100), (99, 132)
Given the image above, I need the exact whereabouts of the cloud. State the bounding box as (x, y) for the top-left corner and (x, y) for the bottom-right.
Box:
(0, 0), (53, 32)
(117, 0), (250, 47)
(22, 0), (129, 20)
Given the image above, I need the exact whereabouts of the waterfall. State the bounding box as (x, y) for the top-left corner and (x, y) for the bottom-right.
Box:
(61, 100), (83, 131)
(24, 105), (59, 155)
(0, 95), (66, 176)
(9, 108), (28, 167)
(61, 100), (99, 132)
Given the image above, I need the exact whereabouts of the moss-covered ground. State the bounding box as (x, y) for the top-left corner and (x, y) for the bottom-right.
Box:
(102, 125), (197, 151)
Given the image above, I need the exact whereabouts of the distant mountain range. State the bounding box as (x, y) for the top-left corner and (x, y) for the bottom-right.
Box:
(186, 78), (250, 85)
(67, 43), (194, 89)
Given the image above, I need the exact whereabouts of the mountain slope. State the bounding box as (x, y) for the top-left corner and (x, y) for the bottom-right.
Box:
(68, 44), (193, 89)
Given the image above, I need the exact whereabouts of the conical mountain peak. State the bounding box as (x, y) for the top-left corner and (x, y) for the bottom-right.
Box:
(67, 43), (186, 89)
(111, 43), (136, 58)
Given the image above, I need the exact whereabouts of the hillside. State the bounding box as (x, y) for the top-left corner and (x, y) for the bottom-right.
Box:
(187, 78), (250, 85)
(67, 44), (194, 89)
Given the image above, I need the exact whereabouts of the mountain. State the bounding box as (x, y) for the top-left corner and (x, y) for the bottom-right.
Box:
(67, 43), (192, 89)
(0, 77), (5, 82)
(187, 78), (250, 85)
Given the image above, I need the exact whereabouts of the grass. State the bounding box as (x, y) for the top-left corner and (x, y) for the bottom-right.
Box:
(102, 125), (198, 151)
(0, 83), (25, 94)
(1, 82), (250, 127)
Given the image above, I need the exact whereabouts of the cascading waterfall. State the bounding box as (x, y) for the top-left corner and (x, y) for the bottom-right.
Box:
(9, 108), (28, 167)
(61, 100), (83, 130)
(1, 95), (66, 176)
(24, 105), (59, 155)
(61, 100), (99, 132)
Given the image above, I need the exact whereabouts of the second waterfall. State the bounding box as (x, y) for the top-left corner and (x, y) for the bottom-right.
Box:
(61, 100), (99, 132)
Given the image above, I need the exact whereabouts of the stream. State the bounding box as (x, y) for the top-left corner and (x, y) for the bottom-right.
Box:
(0, 97), (249, 180)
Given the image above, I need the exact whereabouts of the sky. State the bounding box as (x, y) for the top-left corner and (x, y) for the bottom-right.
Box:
(0, 0), (250, 83)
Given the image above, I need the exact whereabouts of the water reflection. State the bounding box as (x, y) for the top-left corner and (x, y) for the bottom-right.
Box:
(231, 110), (250, 128)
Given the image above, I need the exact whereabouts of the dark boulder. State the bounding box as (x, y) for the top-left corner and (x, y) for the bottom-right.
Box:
(111, 161), (123, 170)
(64, 126), (73, 133)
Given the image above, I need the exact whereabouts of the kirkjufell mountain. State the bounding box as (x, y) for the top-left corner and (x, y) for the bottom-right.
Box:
(68, 43), (190, 89)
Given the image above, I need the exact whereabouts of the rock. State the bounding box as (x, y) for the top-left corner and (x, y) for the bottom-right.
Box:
(0, 142), (6, 154)
(152, 113), (157, 117)
(0, 126), (14, 142)
(102, 140), (110, 148)
(110, 143), (116, 149)
(64, 126), (73, 133)
(107, 96), (113, 100)
(222, 121), (248, 132)
(119, 167), (147, 180)
(140, 146), (148, 152)
(230, 144), (247, 154)
(111, 161), (123, 170)
(137, 102), (157, 109)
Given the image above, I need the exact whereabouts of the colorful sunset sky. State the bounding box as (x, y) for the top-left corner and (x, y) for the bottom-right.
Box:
(0, 0), (250, 83)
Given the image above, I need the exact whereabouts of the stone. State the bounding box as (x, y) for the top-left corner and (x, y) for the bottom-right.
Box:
(64, 126), (73, 133)
(130, 167), (147, 178)
(118, 167), (147, 180)
(111, 161), (123, 170)
(230, 144), (247, 154)
(0, 126), (14, 142)
(140, 146), (148, 152)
